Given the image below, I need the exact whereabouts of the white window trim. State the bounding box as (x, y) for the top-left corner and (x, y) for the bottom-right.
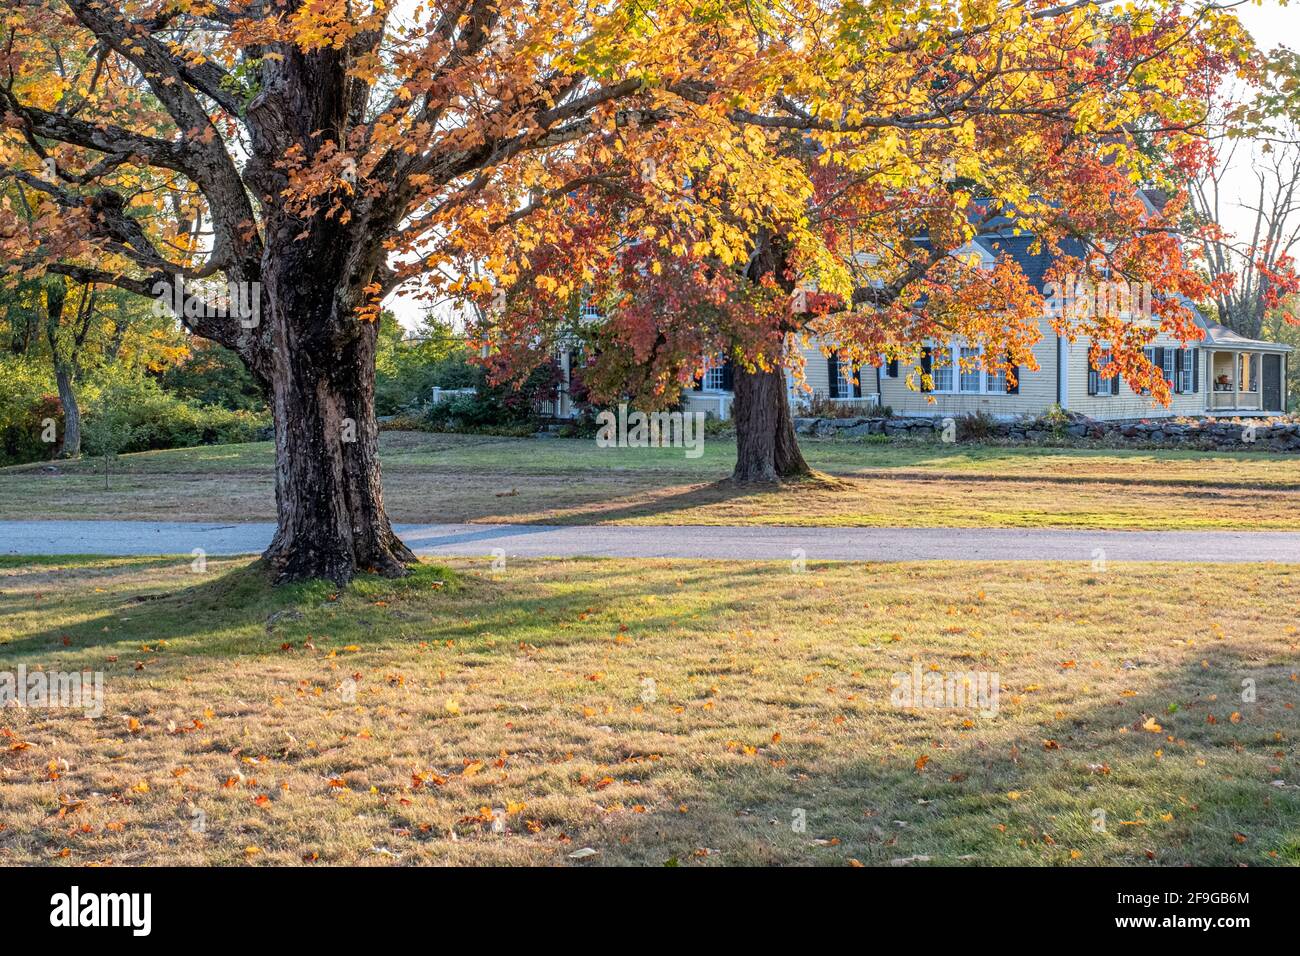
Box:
(928, 342), (1011, 395)
(837, 361), (860, 398)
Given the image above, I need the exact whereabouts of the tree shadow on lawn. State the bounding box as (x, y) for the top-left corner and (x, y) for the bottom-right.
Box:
(0, 558), (447, 660)
(594, 643), (1300, 867)
(0, 555), (760, 662)
(497, 472), (855, 526)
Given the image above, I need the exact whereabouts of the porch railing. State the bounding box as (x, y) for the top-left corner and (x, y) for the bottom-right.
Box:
(1210, 389), (1262, 410)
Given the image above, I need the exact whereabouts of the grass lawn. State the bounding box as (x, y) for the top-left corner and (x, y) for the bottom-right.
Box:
(2, 431), (1298, 530)
(1, 554), (1297, 866)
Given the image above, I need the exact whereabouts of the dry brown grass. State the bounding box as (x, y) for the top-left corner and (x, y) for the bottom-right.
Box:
(1, 555), (1297, 866)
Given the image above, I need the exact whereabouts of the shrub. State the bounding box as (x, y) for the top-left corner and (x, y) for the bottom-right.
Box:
(795, 391), (886, 419)
(81, 372), (269, 455)
(956, 410), (1001, 442)
(0, 357), (58, 465)
(416, 362), (559, 435)
(376, 350), (480, 415)
(1041, 403), (1072, 439)
(703, 414), (735, 438)
(374, 314), (480, 415)
(158, 340), (267, 411)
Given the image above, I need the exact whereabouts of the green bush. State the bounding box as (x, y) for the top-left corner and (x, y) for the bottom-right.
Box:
(0, 356), (59, 465)
(373, 314), (480, 415)
(1041, 403), (1072, 439)
(420, 389), (535, 435)
(81, 371), (269, 456)
(158, 340), (267, 412)
(415, 362), (560, 435)
(376, 350), (479, 415)
(1, 358), (269, 466)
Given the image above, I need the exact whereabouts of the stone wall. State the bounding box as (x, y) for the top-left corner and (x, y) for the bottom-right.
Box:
(792, 411), (1300, 452)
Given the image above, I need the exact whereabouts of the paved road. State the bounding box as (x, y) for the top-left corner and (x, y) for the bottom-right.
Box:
(2, 520), (1299, 563)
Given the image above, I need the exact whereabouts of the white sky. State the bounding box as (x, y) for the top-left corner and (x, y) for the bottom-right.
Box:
(382, 0), (1299, 331)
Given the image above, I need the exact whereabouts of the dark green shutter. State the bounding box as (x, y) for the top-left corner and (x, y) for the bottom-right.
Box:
(852, 366), (862, 398)
(1088, 354), (1098, 396)
(1192, 348), (1199, 392)
(827, 353), (840, 398)
(887, 358), (899, 378)
(920, 347), (932, 393)
(720, 359), (734, 392)
(1006, 352), (1019, 394)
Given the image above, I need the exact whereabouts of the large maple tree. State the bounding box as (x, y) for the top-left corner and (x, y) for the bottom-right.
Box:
(0, 0), (1252, 578)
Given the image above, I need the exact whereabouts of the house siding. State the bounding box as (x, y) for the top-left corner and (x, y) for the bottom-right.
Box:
(877, 314), (1059, 417)
(1066, 332), (1207, 419)
(798, 337), (835, 396)
(789, 336), (880, 410)
(677, 321), (1267, 423)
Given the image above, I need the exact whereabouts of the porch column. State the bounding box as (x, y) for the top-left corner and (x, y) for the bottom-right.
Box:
(1232, 351), (1240, 409)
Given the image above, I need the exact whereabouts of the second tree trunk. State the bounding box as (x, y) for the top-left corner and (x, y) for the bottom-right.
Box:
(731, 363), (810, 483)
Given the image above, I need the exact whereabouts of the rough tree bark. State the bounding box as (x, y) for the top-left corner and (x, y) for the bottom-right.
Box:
(731, 363), (810, 482)
(258, 265), (415, 584)
(52, 363), (81, 459)
(246, 49), (416, 586)
(44, 280), (82, 458)
(730, 229), (811, 483)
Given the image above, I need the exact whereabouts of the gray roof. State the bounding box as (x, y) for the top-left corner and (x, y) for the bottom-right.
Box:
(1193, 315), (1292, 352)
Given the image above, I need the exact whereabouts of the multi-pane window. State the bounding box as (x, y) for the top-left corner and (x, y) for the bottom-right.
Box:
(959, 347), (982, 393)
(1161, 348), (1175, 386)
(931, 357), (953, 392)
(838, 363), (858, 397)
(1181, 349), (1194, 392)
(704, 364), (728, 391)
(928, 343), (1009, 394)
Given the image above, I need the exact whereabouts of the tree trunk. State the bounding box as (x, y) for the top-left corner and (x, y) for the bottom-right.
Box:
(731, 363), (810, 482)
(53, 363), (81, 458)
(228, 46), (420, 587)
(729, 227), (810, 483)
(257, 265), (415, 586)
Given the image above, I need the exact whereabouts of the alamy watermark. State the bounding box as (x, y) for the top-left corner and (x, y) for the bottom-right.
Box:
(595, 404), (706, 459)
(890, 662), (1000, 717)
(1043, 275), (1153, 320)
(1, 665), (104, 718)
(151, 275), (260, 328)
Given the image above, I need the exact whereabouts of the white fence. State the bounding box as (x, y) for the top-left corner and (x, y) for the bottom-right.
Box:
(429, 387), (476, 406)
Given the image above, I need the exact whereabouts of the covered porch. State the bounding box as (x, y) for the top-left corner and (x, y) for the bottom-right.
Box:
(1197, 321), (1290, 416)
(1206, 349), (1288, 415)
